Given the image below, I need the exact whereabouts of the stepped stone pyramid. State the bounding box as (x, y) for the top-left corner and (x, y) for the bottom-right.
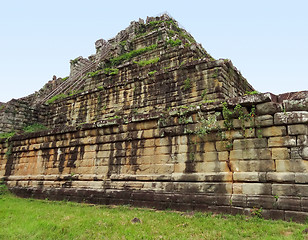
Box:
(1, 14), (307, 222)
(0, 13), (253, 134)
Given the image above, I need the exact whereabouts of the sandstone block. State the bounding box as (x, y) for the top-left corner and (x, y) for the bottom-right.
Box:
(143, 129), (154, 139)
(215, 141), (232, 152)
(82, 150), (97, 159)
(204, 152), (218, 162)
(218, 151), (229, 161)
(96, 151), (110, 158)
(233, 138), (267, 150)
(231, 194), (247, 207)
(285, 211), (308, 222)
(84, 145), (97, 152)
(232, 119), (254, 129)
(277, 197), (301, 211)
(203, 142), (216, 152)
(195, 161), (229, 172)
(289, 158), (308, 172)
(142, 139), (155, 148)
(266, 172), (295, 183)
(288, 124), (308, 135)
(301, 197), (308, 212)
(230, 150), (243, 160)
(297, 135), (308, 146)
(155, 137), (171, 147)
(242, 183), (271, 195)
(272, 184), (296, 196)
(140, 147), (155, 156)
(256, 102), (282, 115)
(247, 195), (276, 209)
(290, 147), (302, 159)
(226, 92), (275, 106)
(154, 146), (170, 155)
(268, 136), (296, 147)
(272, 148), (290, 160)
(300, 147), (308, 160)
(97, 143), (112, 152)
(225, 130), (244, 139)
(201, 182), (233, 194)
(154, 164), (174, 174)
(244, 128), (255, 138)
(261, 126), (286, 137)
(231, 160), (275, 172)
(295, 173), (308, 183)
(178, 145), (188, 153)
(233, 172), (259, 182)
(143, 120), (158, 129)
(284, 98), (308, 111)
(274, 111), (308, 125)
(174, 163), (187, 173)
(242, 149), (271, 160)
(275, 160), (290, 172)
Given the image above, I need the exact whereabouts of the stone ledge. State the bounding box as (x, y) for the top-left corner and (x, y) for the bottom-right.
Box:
(7, 186), (308, 222)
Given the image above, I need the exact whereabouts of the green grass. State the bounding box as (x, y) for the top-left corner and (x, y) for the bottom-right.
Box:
(110, 44), (157, 66)
(46, 93), (68, 104)
(0, 131), (15, 140)
(166, 39), (182, 47)
(0, 190), (307, 240)
(134, 57), (160, 67)
(23, 123), (48, 133)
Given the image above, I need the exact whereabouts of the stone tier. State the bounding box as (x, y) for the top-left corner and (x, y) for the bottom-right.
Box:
(1, 92), (307, 221)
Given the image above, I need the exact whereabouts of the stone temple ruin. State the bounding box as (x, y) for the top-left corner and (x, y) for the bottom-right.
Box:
(0, 14), (308, 221)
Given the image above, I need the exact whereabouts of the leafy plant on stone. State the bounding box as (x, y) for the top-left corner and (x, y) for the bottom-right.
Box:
(182, 78), (191, 91)
(166, 39), (182, 47)
(148, 70), (157, 76)
(0, 131), (15, 140)
(134, 57), (159, 67)
(23, 123), (48, 133)
(195, 111), (220, 137)
(250, 207), (263, 218)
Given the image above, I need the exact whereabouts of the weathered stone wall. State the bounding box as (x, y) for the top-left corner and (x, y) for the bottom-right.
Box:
(1, 92), (307, 221)
(40, 57), (253, 130)
(0, 98), (39, 134)
(0, 77), (64, 134)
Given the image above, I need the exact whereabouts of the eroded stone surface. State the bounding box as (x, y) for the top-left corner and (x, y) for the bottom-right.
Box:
(0, 14), (308, 222)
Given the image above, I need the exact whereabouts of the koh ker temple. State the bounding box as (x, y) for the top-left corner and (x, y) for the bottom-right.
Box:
(0, 13), (308, 222)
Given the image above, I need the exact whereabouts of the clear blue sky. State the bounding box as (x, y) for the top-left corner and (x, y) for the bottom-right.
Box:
(0, 0), (307, 103)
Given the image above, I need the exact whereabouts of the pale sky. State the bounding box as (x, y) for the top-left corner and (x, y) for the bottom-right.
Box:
(0, 0), (307, 103)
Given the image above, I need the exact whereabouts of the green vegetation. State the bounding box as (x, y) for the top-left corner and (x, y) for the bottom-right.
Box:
(110, 44), (157, 66)
(245, 90), (260, 95)
(134, 57), (159, 67)
(166, 38), (182, 47)
(87, 70), (103, 77)
(148, 70), (157, 76)
(182, 78), (191, 91)
(103, 68), (119, 75)
(87, 68), (119, 77)
(70, 58), (79, 66)
(201, 89), (208, 100)
(0, 192), (307, 239)
(46, 93), (68, 104)
(196, 112), (220, 137)
(0, 131), (15, 140)
(119, 40), (127, 47)
(222, 102), (255, 131)
(23, 123), (48, 133)
(0, 105), (5, 111)
(68, 89), (84, 96)
(61, 76), (69, 81)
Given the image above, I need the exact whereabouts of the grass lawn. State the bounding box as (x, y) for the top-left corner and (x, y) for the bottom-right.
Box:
(1, 187), (308, 239)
